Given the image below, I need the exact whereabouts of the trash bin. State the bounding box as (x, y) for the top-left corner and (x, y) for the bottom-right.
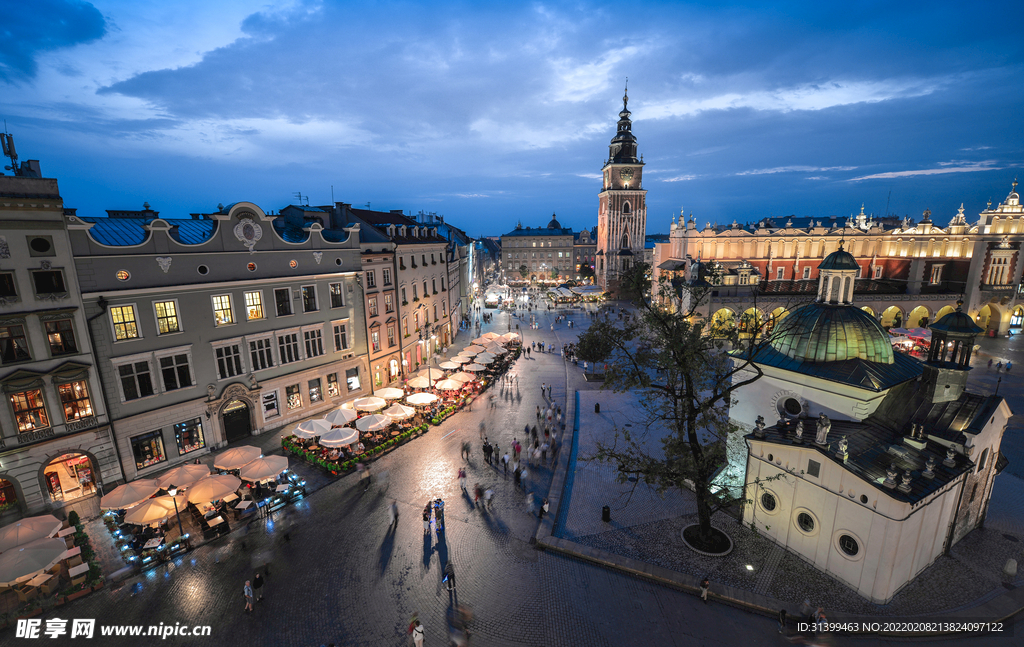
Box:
(602, 505), (611, 522)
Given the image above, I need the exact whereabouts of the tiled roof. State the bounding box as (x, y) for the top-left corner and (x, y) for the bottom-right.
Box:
(502, 227), (574, 237)
(82, 218), (217, 246)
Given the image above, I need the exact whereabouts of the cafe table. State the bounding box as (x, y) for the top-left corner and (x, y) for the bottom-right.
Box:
(206, 515), (225, 527)
(143, 538), (164, 550)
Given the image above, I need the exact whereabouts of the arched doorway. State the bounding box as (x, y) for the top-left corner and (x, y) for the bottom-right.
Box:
(43, 453), (97, 503)
(936, 305), (957, 321)
(881, 306), (904, 328)
(860, 306), (875, 317)
(221, 399), (252, 442)
(977, 304), (1001, 333)
(908, 306), (930, 328)
(389, 359), (400, 381)
(711, 308), (735, 336)
(1011, 306), (1024, 329)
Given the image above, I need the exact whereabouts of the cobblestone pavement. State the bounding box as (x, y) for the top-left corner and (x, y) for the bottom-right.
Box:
(31, 297), (1022, 646)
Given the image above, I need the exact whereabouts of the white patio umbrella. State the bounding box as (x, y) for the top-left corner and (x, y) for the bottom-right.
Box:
(156, 463), (211, 489)
(353, 396), (387, 412)
(484, 342), (506, 353)
(239, 455), (289, 482)
(383, 403), (416, 421)
(375, 387), (405, 400)
(0, 538), (68, 587)
(471, 336), (491, 345)
(463, 345), (485, 354)
(434, 379), (465, 390)
(407, 376), (435, 389)
(438, 360), (460, 370)
(356, 414), (392, 432)
(214, 445), (262, 470)
(406, 392), (438, 406)
(100, 479), (160, 510)
(294, 419), (333, 439)
(451, 355), (473, 364)
(319, 427), (359, 447)
(0, 515), (62, 553)
(325, 407), (358, 426)
(481, 332), (501, 340)
(501, 332), (520, 341)
(449, 371), (476, 383)
(464, 363), (486, 372)
(187, 474), (241, 504)
(124, 495), (185, 525)
(475, 355), (494, 365)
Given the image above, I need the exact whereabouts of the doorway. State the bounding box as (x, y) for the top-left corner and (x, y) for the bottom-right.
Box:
(222, 400), (252, 442)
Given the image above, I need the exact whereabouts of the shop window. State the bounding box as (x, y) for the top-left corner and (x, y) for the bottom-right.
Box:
(45, 319), (78, 356)
(0, 478), (18, 513)
(0, 324), (31, 364)
(154, 301), (181, 334)
(11, 388), (49, 432)
(174, 418), (205, 455)
(286, 384), (301, 410)
(275, 288), (293, 316)
(346, 367), (361, 392)
(262, 391), (279, 418)
(57, 381), (93, 422)
(327, 373), (340, 397)
(118, 361), (154, 401)
(44, 454), (94, 502)
(309, 378), (323, 403)
(131, 430), (166, 471)
(110, 305), (140, 340)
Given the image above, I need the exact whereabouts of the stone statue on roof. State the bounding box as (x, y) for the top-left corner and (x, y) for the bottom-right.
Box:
(815, 412), (831, 445)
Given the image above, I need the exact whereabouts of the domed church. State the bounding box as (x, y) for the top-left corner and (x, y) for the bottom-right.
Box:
(730, 247), (1011, 603)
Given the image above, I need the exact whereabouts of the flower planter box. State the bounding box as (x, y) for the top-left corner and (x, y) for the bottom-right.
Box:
(66, 589), (91, 602)
(17, 608), (44, 620)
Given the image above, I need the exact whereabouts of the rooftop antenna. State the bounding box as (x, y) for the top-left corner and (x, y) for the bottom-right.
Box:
(1, 121), (19, 175)
(364, 202), (371, 210)
(293, 192), (308, 206)
(331, 185), (334, 204)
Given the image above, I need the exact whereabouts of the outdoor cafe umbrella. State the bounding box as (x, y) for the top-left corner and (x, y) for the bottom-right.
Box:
(481, 332), (501, 340)
(406, 392), (438, 406)
(451, 355), (473, 364)
(449, 371), (476, 383)
(471, 336), (491, 345)
(156, 463), (211, 489)
(356, 414), (391, 433)
(319, 427), (358, 448)
(325, 407), (358, 426)
(475, 355), (495, 365)
(501, 332), (520, 341)
(383, 403), (415, 421)
(124, 495), (185, 525)
(239, 455), (289, 483)
(407, 376), (435, 389)
(434, 379), (465, 391)
(376, 387), (405, 400)
(353, 396), (387, 412)
(100, 479), (160, 510)
(463, 345), (485, 354)
(294, 419), (333, 439)
(187, 474), (241, 504)
(214, 446), (262, 471)
(0, 538), (67, 587)
(438, 360), (460, 370)
(0, 515), (61, 553)
(464, 363), (486, 372)
(484, 342), (506, 352)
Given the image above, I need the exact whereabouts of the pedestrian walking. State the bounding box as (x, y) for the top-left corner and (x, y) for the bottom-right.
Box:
(253, 572), (264, 602)
(502, 452), (510, 476)
(541, 382), (546, 397)
(525, 491), (534, 515)
(988, 358), (994, 369)
(363, 464), (372, 492)
(423, 507), (431, 536)
(778, 609), (787, 634)
(389, 500), (399, 528)
(815, 607), (827, 633)
(997, 361), (1003, 372)
(412, 620), (425, 647)
(520, 465), (529, 489)
(458, 468), (466, 490)
(479, 420), (486, 440)
(484, 488), (494, 510)
(473, 483), (482, 504)
(243, 580), (254, 613)
(539, 498), (549, 519)
(513, 465), (521, 487)
(700, 577), (710, 603)
(1007, 361), (1013, 372)
(461, 441), (470, 460)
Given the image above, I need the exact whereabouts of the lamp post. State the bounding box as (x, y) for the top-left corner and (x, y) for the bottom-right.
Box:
(419, 322), (435, 383)
(166, 484), (185, 543)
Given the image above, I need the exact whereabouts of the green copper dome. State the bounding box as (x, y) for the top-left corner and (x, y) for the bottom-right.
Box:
(771, 303), (894, 364)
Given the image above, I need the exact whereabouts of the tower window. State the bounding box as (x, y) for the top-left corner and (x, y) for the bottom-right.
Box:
(622, 202), (631, 215)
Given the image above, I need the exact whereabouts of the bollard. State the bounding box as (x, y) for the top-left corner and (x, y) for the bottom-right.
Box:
(602, 505), (611, 522)
(595, 402), (600, 413)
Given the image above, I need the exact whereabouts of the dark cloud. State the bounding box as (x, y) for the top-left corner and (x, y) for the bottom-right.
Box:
(0, 0), (106, 82)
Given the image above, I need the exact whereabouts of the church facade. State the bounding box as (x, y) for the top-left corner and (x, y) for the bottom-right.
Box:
(730, 249), (1010, 603)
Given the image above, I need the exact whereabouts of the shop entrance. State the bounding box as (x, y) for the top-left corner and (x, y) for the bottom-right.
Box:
(44, 453), (96, 503)
(222, 400), (252, 442)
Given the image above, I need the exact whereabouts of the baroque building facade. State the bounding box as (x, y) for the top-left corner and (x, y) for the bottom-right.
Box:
(500, 215), (576, 282)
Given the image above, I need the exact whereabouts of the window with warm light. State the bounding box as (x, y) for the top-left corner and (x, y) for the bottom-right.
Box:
(212, 295), (234, 326)
(12, 388), (49, 432)
(154, 301), (181, 334)
(244, 291), (264, 320)
(110, 305), (140, 340)
(45, 319), (77, 356)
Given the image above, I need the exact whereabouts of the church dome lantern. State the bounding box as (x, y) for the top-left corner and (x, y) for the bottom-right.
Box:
(815, 244), (860, 305)
(547, 213), (562, 229)
(927, 300), (983, 368)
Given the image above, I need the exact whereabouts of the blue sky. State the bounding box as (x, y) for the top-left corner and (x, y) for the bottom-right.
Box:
(2, 0), (1022, 238)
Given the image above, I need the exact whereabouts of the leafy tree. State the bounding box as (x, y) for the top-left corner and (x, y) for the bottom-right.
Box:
(578, 264), (595, 281)
(576, 261), (794, 548)
(519, 264), (528, 279)
(550, 268), (559, 280)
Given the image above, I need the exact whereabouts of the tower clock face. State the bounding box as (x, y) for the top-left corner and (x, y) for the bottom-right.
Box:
(620, 168), (634, 181)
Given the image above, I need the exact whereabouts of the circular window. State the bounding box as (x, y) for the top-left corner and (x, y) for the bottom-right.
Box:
(289, 260), (298, 268)
(797, 512), (815, 533)
(760, 492), (777, 512)
(767, 453), (774, 463)
(30, 237), (52, 253)
(860, 494), (868, 504)
(115, 270), (130, 281)
(247, 262), (257, 272)
(838, 534), (859, 556)
(782, 397), (802, 416)
(335, 258), (343, 266)
(197, 265), (209, 275)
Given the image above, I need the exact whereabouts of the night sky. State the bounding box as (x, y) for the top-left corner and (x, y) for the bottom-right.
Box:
(2, 0), (1022, 238)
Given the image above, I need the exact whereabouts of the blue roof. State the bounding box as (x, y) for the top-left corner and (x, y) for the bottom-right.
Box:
(82, 217), (217, 246)
(272, 220), (310, 243)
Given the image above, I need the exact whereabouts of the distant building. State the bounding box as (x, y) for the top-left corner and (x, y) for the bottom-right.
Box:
(500, 215), (575, 282)
(574, 227), (597, 280)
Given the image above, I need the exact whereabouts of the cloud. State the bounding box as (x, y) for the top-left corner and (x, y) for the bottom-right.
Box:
(849, 160), (1001, 181)
(736, 165), (857, 176)
(453, 193), (489, 198)
(575, 173), (602, 179)
(0, 0), (106, 82)
(663, 174), (697, 182)
(960, 146), (993, 151)
(550, 45), (643, 103)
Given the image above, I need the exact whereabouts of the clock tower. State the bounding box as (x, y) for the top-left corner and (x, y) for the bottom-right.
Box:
(596, 84), (647, 297)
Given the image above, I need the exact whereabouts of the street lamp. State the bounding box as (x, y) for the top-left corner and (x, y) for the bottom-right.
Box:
(165, 484), (185, 543)
(419, 322), (436, 383)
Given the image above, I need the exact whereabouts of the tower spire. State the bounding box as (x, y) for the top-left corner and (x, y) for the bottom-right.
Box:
(623, 78), (628, 109)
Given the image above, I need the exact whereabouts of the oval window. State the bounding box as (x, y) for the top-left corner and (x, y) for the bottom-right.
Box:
(839, 534), (859, 556)
(197, 265), (209, 275)
(860, 495), (868, 504)
(30, 237), (52, 253)
(115, 270), (130, 281)
(797, 512), (815, 533)
(760, 492), (777, 512)
(247, 262), (257, 272)
(783, 397), (802, 416)
(335, 258), (343, 266)
(767, 453), (774, 462)
(289, 260), (298, 268)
